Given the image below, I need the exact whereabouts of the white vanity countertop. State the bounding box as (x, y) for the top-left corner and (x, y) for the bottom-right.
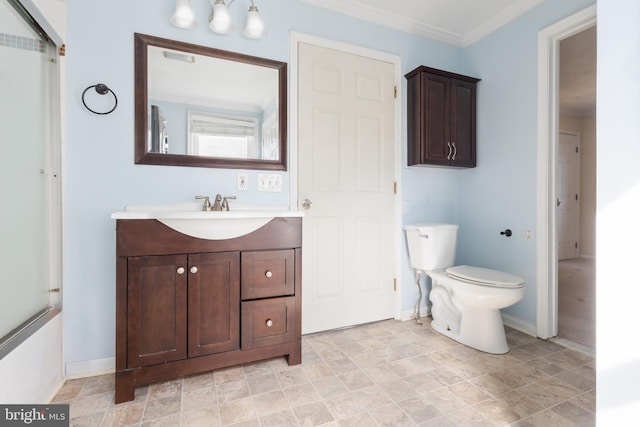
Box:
(111, 203), (303, 239)
(110, 210), (304, 220)
(111, 202), (304, 220)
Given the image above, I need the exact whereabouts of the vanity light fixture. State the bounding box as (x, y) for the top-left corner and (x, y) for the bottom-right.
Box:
(170, 0), (266, 39)
(170, 0), (197, 29)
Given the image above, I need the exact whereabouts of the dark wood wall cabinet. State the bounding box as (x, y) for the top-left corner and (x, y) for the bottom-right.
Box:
(405, 66), (480, 168)
(114, 217), (302, 403)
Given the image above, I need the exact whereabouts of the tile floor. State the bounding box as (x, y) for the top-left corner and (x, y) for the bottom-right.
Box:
(558, 258), (596, 349)
(52, 320), (595, 426)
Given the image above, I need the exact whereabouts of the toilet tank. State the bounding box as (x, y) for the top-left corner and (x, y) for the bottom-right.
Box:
(404, 223), (458, 271)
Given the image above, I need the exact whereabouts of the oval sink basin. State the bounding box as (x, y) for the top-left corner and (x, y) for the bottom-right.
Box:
(111, 203), (303, 240)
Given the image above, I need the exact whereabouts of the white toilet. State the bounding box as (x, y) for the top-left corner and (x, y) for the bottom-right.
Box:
(404, 223), (524, 354)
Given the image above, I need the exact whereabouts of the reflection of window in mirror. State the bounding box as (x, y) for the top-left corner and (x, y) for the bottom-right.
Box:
(262, 112), (278, 160)
(188, 111), (259, 158)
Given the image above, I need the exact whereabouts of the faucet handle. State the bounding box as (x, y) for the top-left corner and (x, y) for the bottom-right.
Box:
(195, 195), (211, 211)
(222, 196), (237, 211)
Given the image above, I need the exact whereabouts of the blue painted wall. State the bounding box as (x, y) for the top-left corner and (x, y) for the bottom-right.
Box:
(64, 0), (594, 366)
(460, 0), (595, 324)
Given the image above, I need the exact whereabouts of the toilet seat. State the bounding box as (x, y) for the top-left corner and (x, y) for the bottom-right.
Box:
(446, 265), (524, 288)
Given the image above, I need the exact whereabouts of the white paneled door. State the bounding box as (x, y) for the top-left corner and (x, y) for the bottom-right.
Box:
(297, 42), (396, 334)
(556, 131), (580, 260)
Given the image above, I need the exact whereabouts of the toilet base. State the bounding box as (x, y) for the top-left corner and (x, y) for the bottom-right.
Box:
(431, 307), (509, 354)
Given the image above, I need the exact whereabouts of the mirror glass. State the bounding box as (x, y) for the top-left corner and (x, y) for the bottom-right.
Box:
(135, 33), (287, 170)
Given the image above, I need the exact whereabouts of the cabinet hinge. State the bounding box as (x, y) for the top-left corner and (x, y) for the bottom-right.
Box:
(394, 182), (397, 194)
(393, 278), (397, 291)
(394, 85), (397, 98)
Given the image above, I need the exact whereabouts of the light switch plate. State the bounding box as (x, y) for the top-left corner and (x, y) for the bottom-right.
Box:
(257, 174), (282, 192)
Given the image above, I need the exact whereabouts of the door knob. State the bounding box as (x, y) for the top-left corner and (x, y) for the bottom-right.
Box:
(301, 199), (312, 209)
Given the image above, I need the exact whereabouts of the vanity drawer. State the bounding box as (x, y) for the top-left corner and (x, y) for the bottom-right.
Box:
(241, 250), (295, 299)
(241, 297), (296, 349)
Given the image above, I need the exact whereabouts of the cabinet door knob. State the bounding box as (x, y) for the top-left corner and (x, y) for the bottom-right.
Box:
(177, 267), (185, 275)
(265, 270), (273, 278)
(266, 319), (273, 327)
(190, 266), (198, 274)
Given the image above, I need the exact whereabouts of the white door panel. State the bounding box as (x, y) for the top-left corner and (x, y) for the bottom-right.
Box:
(557, 131), (580, 260)
(298, 43), (395, 334)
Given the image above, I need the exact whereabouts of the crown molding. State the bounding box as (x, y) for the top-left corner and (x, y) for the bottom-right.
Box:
(461, 0), (544, 46)
(302, 0), (544, 47)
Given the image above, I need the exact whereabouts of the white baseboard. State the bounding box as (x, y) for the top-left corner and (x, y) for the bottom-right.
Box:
(501, 312), (537, 337)
(400, 304), (430, 322)
(580, 254), (595, 260)
(65, 357), (115, 379)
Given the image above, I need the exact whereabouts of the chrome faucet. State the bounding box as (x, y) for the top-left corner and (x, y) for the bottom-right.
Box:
(195, 195), (212, 211)
(211, 194), (223, 211)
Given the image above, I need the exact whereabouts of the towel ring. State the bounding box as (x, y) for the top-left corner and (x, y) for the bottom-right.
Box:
(82, 83), (118, 115)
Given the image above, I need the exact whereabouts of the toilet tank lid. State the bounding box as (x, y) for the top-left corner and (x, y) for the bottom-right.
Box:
(446, 265), (524, 287)
(404, 222), (459, 231)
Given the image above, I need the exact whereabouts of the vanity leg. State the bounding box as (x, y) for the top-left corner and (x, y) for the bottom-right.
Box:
(287, 342), (302, 365)
(115, 371), (135, 404)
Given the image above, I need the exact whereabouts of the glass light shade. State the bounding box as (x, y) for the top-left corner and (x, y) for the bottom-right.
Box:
(243, 6), (265, 39)
(170, 0), (197, 29)
(209, 0), (234, 34)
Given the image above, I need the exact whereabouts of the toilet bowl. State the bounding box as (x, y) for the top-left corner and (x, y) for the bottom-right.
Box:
(404, 223), (524, 354)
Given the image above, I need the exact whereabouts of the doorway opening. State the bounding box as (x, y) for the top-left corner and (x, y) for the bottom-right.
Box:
(536, 5), (596, 347)
(556, 26), (596, 350)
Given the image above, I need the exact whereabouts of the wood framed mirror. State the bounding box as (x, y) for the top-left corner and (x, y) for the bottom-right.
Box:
(134, 33), (287, 170)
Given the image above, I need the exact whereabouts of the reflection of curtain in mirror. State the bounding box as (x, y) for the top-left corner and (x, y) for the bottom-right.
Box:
(261, 112), (278, 160)
(0, 0), (61, 345)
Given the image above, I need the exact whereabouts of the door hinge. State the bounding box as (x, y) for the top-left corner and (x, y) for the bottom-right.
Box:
(576, 194), (578, 201)
(49, 288), (61, 293)
(576, 146), (579, 153)
(59, 44), (66, 56)
(394, 182), (397, 194)
(393, 278), (397, 291)
(394, 85), (397, 98)
(575, 242), (578, 249)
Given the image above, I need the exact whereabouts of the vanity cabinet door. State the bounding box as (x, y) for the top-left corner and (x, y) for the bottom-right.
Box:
(127, 255), (188, 368)
(449, 78), (477, 167)
(188, 252), (240, 357)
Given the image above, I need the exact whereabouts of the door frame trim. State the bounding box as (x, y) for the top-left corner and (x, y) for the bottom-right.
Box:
(536, 5), (596, 339)
(289, 31), (403, 320)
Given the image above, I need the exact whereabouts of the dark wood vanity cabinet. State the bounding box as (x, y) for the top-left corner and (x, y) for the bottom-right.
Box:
(115, 218), (302, 403)
(406, 66), (480, 168)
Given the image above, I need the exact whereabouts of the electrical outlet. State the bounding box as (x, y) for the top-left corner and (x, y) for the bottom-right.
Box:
(237, 173), (248, 191)
(257, 174), (282, 192)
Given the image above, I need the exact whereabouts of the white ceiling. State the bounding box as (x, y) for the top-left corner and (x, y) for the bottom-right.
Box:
(304, 0), (596, 114)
